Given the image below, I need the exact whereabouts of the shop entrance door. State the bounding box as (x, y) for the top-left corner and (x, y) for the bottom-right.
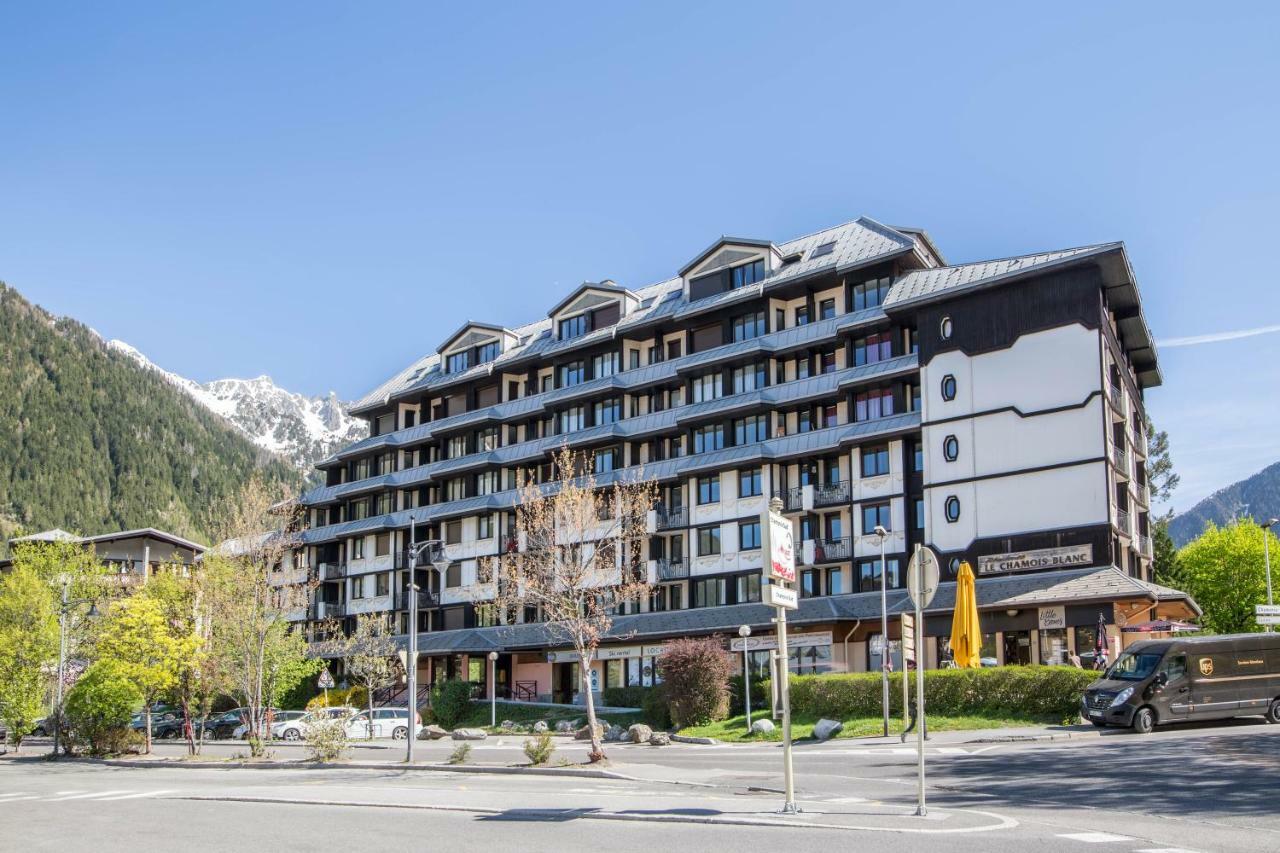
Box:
(553, 661), (579, 705)
(1003, 631), (1032, 665)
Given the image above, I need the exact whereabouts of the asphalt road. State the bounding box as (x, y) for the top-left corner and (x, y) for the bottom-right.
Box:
(2, 719), (1277, 852)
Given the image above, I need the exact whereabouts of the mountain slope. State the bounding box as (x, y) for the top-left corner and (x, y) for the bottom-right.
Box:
(0, 282), (301, 545)
(107, 341), (365, 473)
(1169, 460), (1280, 546)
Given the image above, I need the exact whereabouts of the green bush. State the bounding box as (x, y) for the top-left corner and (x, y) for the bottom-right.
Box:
(728, 675), (769, 713)
(431, 679), (474, 729)
(601, 686), (648, 709)
(657, 637), (732, 728)
(642, 688), (672, 729)
(769, 666), (1096, 721)
(304, 715), (349, 763)
(64, 662), (143, 756)
(522, 732), (556, 765)
(305, 686), (368, 711)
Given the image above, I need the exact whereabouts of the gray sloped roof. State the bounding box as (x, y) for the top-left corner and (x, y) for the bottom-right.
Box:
(885, 244), (1119, 308)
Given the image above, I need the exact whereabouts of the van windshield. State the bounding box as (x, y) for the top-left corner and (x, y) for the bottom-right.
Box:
(1106, 651), (1163, 682)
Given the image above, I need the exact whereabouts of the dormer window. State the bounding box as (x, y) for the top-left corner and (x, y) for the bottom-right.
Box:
(446, 351), (471, 374)
(731, 259), (765, 290)
(559, 314), (588, 341)
(436, 322), (516, 374)
(476, 341), (500, 365)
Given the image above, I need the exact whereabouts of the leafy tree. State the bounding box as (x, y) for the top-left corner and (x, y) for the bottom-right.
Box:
(63, 661), (142, 756)
(1177, 519), (1279, 634)
(1152, 515), (1181, 588)
(144, 569), (224, 755)
(0, 563), (59, 750)
(1145, 416), (1180, 504)
(333, 613), (402, 738)
(95, 594), (195, 754)
(656, 637), (733, 728)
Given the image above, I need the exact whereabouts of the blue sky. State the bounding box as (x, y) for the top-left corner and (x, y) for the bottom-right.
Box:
(2, 2), (1277, 513)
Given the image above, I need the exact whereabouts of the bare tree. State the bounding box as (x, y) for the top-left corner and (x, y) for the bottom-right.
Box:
(485, 446), (656, 762)
(333, 612), (401, 739)
(204, 476), (316, 756)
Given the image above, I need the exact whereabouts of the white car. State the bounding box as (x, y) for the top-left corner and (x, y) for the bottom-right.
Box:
(234, 710), (308, 740)
(345, 707), (422, 740)
(274, 707), (358, 742)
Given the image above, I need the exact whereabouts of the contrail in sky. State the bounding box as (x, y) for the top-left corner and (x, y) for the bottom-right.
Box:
(1157, 323), (1280, 348)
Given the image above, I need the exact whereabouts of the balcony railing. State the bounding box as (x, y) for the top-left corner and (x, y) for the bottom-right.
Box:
(774, 486), (804, 513)
(1116, 509), (1131, 535)
(1112, 445), (1129, 476)
(656, 507), (688, 531)
(1139, 534), (1152, 555)
(812, 537), (852, 563)
(655, 558), (689, 581)
(309, 600), (346, 620)
(1109, 383), (1124, 412)
(393, 589), (438, 610)
(319, 561), (348, 581)
(814, 480), (850, 508)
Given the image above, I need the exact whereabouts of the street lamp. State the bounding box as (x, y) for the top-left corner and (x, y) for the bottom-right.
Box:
(53, 578), (98, 758)
(1263, 519), (1278, 632)
(488, 650), (499, 727)
(738, 625), (752, 730)
(405, 517), (450, 764)
(874, 524), (890, 738)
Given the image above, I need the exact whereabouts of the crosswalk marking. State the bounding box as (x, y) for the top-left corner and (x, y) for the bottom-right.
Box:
(0, 789), (176, 803)
(1056, 832), (1134, 843)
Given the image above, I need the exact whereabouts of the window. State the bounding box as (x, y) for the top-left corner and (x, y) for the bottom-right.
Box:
(693, 423), (724, 453)
(351, 538), (365, 560)
(445, 563), (462, 588)
(907, 383), (921, 412)
(941, 374), (957, 401)
(820, 350), (837, 374)
(446, 520), (462, 545)
(855, 389), (895, 421)
(376, 573), (390, 597)
(819, 298), (836, 320)
(810, 241), (835, 259)
(730, 259), (765, 289)
(943, 435), (959, 462)
(446, 351), (471, 374)
(697, 475), (720, 505)
(907, 328), (919, 354)
(940, 316), (953, 340)
(375, 533), (391, 557)
(732, 311), (766, 342)
(561, 361), (586, 387)
(732, 362), (767, 394)
(861, 445), (890, 477)
(795, 355), (811, 380)
(559, 314), (587, 341)
(740, 521), (761, 550)
(853, 276), (893, 311)
(801, 569), (819, 598)
(859, 558), (900, 592)
(594, 398), (620, 425)
(945, 496), (961, 523)
(692, 372), (723, 403)
(861, 502), (891, 534)
(733, 414), (767, 446)
(594, 448), (617, 473)
(797, 409), (812, 433)
(775, 308), (785, 331)
(735, 573), (761, 603)
(593, 352), (619, 379)
(447, 435), (467, 459)
(629, 350), (641, 370)
(853, 332), (893, 366)
(478, 514), (493, 540)
(826, 567), (844, 595)
(697, 526), (721, 556)
(795, 306), (811, 326)
(479, 341), (502, 365)
(821, 405), (838, 428)
(559, 406), (585, 433)
(911, 441), (924, 472)
(692, 577), (726, 608)
(914, 498), (925, 529)
(739, 468), (762, 497)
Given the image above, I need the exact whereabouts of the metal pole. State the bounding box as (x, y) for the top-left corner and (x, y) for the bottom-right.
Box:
(879, 529), (889, 738)
(1265, 524), (1274, 632)
(743, 646), (752, 730)
(490, 655), (497, 728)
(53, 579), (69, 759)
(914, 551), (927, 817)
(776, 607), (797, 814)
(406, 518), (417, 764)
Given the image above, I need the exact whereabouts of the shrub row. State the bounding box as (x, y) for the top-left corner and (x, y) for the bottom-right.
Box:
(769, 666), (1095, 721)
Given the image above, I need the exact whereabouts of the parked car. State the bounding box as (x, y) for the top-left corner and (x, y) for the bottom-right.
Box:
(274, 707), (357, 742)
(153, 715), (211, 740)
(345, 707), (423, 740)
(236, 710), (307, 740)
(1083, 632), (1280, 733)
(202, 709), (248, 740)
(31, 717), (51, 737)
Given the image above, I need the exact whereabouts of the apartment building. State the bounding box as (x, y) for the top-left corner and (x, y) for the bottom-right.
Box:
(294, 217), (1198, 703)
(0, 527), (206, 586)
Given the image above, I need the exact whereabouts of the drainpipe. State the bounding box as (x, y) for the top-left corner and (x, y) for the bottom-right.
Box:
(843, 620), (861, 673)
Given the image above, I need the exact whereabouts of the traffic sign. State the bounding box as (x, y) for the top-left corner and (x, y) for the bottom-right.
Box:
(317, 668), (335, 689)
(1256, 604), (1280, 617)
(765, 584), (799, 611)
(901, 612), (916, 662)
(907, 546), (940, 609)
(1257, 615), (1280, 626)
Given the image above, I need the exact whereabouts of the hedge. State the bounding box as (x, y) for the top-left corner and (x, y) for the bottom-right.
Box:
(600, 686), (648, 709)
(768, 666), (1095, 721)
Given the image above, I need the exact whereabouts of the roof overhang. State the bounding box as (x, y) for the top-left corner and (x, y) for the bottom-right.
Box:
(546, 280), (637, 320)
(436, 321), (516, 355)
(679, 236), (776, 277)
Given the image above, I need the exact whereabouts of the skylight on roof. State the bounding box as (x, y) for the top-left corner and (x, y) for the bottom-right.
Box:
(810, 242), (836, 259)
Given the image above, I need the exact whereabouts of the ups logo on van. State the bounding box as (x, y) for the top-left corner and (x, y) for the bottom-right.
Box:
(1198, 657), (1214, 676)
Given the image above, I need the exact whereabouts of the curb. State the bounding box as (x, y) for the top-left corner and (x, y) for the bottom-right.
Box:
(670, 734), (720, 745)
(962, 730), (1099, 744)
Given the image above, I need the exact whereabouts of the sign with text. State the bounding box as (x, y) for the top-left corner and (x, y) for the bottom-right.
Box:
(1038, 606), (1067, 630)
(1256, 604), (1280, 617)
(731, 631), (833, 652)
(765, 584), (799, 611)
(978, 544), (1093, 575)
(1256, 615), (1280, 626)
(901, 612), (916, 662)
(763, 509), (796, 583)
(317, 669), (335, 690)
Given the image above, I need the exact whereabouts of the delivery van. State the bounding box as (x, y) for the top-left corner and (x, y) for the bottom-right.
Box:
(1082, 632), (1280, 733)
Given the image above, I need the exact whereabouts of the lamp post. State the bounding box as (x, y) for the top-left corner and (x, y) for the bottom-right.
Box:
(405, 518), (450, 764)
(488, 650), (499, 727)
(874, 524), (890, 738)
(1264, 519), (1278, 632)
(738, 625), (752, 730)
(53, 577), (98, 759)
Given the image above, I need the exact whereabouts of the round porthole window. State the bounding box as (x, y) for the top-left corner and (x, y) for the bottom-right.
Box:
(945, 496), (961, 523)
(940, 316), (953, 340)
(941, 374), (957, 401)
(943, 435), (959, 462)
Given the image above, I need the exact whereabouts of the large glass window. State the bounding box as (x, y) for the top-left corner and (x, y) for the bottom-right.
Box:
(739, 468), (762, 498)
(855, 389), (895, 421)
(733, 414), (767, 446)
(692, 577), (726, 607)
(697, 475), (720, 505)
(594, 448), (617, 474)
(560, 361), (586, 387)
(1039, 629), (1069, 665)
(694, 424), (725, 453)
(559, 314), (587, 341)
(559, 406), (585, 433)
(476, 341), (500, 365)
(446, 351), (471, 374)
(594, 398), (620, 426)
(852, 276), (893, 311)
(861, 445), (890, 478)
(853, 332), (893, 366)
(740, 521), (761, 550)
(730, 259), (765, 289)
(732, 311), (767, 342)
(732, 362), (767, 394)
(826, 567), (844, 595)
(592, 352), (619, 379)
(861, 502), (891, 533)
(859, 558), (900, 592)
(697, 526), (721, 556)
(692, 372), (723, 403)
(735, 573), (761, 603)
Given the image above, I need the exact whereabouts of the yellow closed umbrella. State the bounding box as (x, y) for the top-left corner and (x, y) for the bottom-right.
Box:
(949, 561), (983, 668)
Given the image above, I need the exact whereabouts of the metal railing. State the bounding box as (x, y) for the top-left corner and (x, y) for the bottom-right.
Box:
(814, 480), (850, 508)
(319, 561), (348, 581)
(1109, 383), (1124, 412)
(1112, 445), (1129, 476)
(773, 486), (804, 513)
(309, 600), (346, 620)
(656, 507), (688, 530)
(1116, 509), (1131, 535)
(655, 558), (689, 581)
(812, 537), (852, 563)
(1139, 534), (1152, 555)
(394, 589), (438, 611)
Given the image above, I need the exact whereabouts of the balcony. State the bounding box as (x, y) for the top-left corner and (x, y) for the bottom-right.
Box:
(774, 486), (804, 513)
(813, 480), (851, 508)
(656, 507), (688, 531)
(1112, 445), (1129, 477)
(1139, 534), (1152, 556)
(811, 537), (852, 564)
(393, 589), (438, 610)
(1116, 509), (1131, 536)
(309, 600), (346, 620)
(1109, 383), (1125, 414)
(318, 561), (348, 581)
(655, 558), (689, 581)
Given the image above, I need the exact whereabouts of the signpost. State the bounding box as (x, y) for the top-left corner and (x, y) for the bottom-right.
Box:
(905, 544), (939, 818)
(900, 611), (915, 724)
(1256, 605), (1280, 628)
(761, 497), (799, 814)
(317, 667), (335, 706)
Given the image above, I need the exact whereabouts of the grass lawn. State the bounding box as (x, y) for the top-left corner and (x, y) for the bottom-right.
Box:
(444, 701), (644, 733)
(678, 712), (1061, 743)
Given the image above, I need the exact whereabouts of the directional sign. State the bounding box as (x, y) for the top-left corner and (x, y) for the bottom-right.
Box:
(907, 546), (941, 609)
(901, 612), (916, 662)
(317, 668), (335, 690)
(765, 584), (799, 611)
(1257, 615), (1280, 626)
(1256, 604), (1280, 617)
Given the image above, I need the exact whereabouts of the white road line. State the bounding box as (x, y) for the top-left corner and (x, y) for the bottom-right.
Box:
(95, 790), (176, 801)
(0, 792), (28, 798)
(1133, 849), (1204, 853)
(1056, 832), (1135, 843)
(51, 791), (86, 796)
(0, 796), (39, 802)
(46, 790), (133, 801)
